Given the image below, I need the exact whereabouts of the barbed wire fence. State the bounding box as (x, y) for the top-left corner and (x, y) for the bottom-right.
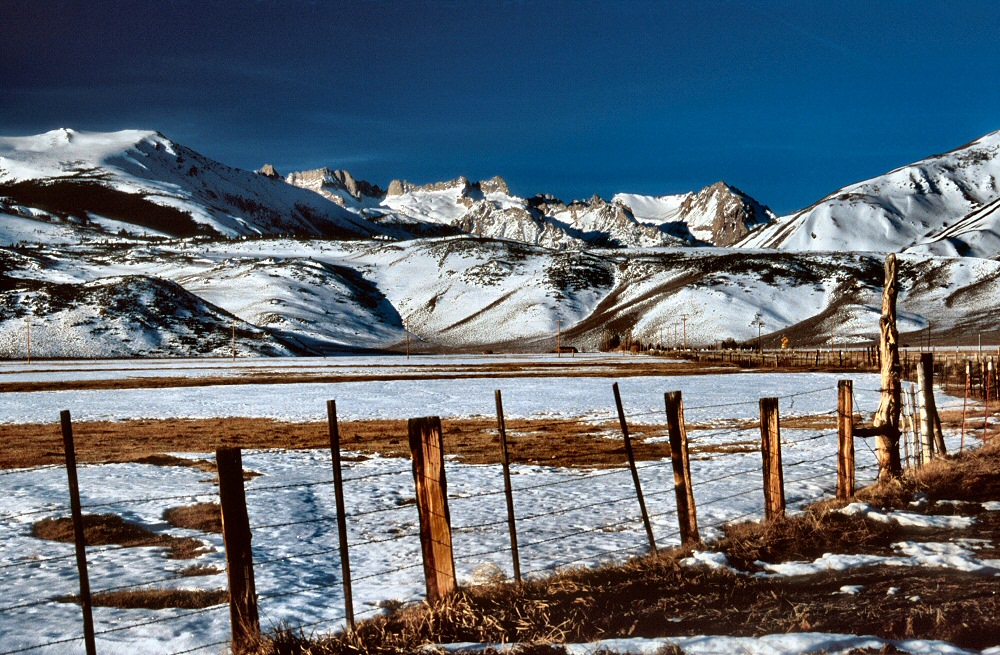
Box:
(0, 368), (977, 655)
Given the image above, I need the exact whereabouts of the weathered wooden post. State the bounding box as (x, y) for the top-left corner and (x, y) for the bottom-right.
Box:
(918, 353), (947, 460)
(61, 410), (97, 655)
(408, 417), (456, 602)
(759, 398), (785, 520)
(612, 383), (657, 554)
(217, 447), (260, 653)
(494, 390), (521, 583)
(871, 253), (903, 479)
(961, 360), (970, 451)
(837, 381), (855, 500)
(326, 400), (355, 632)
(917, 354), (935, 463)
(664, 391), (699, 545)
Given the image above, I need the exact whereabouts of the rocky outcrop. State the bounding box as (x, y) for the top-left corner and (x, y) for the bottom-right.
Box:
(386, 175), (508, 197)
(256, 164), (281, 179)
(286, 168), (385, 206)
(680, 181), (776, 246)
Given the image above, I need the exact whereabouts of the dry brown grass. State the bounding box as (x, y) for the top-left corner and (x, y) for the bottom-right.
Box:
(163, 502), (222, 534)
(132, 453), (218, 474)
(57, 588), (228, 610)
(0, 359), (735, 394)
(0, 416), (672, 470)
(249, 439), (1000, 654)
(32, 513), (213, 559)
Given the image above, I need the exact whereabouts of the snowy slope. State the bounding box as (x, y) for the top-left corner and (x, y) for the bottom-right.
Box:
(5, 236), (1000, 356)
(740, 130), (1000, 255)
(0, 129), (382, 239)
(615, 182), (776, 246)
(0, 274), (293, 358)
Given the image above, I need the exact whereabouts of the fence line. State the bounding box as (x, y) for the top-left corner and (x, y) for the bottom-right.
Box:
(0, 368), (978, 655)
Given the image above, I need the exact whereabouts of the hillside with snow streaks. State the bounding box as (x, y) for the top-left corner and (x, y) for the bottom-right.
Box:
(4, 235), (1000, 356)
(0, 129), (387, 240)
(739, 130), (1000, 256)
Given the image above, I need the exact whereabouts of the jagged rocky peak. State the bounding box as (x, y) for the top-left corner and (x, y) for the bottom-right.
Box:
(386, 175), (509, 197)
(285, 167), (385, 203)
(527, 194), (566, 213)
(257, 164), (282, 179)
(681, 181), (776, 246)
(478, 175), (509, 195)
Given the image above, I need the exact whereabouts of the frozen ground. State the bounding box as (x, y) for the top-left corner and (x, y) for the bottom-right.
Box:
(0, 367), (976, 654)
(0, 354), (657, 385)
(0, 370), (916, 425)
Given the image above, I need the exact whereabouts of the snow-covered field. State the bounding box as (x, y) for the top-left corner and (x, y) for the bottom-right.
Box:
(0, 365), (975, 654)
(0, 367), (907, 425)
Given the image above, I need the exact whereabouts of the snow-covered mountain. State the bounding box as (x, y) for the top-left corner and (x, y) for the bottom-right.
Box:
(0, 270), (292, 358)
(3, 126), (1000, 356)
(615, 181), (776, 246)
(3, 234), (1000, 357)
(0, 129), (385, 240)
(739, 130), (1000, 256)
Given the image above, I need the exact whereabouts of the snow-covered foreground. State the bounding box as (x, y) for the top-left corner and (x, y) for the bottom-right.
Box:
(0, 370), (974, 654)
(0, 370), (925, 425)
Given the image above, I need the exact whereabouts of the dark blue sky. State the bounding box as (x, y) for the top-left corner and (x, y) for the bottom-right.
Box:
(2, 0), (999, 214)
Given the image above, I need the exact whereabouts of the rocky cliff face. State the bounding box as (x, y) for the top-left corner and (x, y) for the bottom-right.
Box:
(286, 168), (385, 206)
(679, 181), (776, 246)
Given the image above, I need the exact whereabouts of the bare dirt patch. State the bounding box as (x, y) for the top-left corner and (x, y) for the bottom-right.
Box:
(163, 502), (222, 534)
(32, 514), (212, 559)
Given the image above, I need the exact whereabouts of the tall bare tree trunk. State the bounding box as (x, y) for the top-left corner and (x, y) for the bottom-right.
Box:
(872, 254), (903, 479)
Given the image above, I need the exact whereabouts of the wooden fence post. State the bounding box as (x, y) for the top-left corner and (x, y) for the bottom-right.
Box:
(759, 398), (785, 520)
(986, 360), (994, 442)
(872, 253), (903, 480)
(612, 383), (657, 554)
(217, 447), (260, 652)
(961, 361), (970, 451)
(836, 381), (855, 500)
(326, 400), (355, 632)
(664, 391), (699, 545)
(494, 390), (521, 583)
(917, 353), (937, 462)
(61, 410), (97, 655)
(408, 417), (456, 602)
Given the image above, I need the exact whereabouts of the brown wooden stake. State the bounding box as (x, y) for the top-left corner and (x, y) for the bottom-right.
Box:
(664, 391), (699, 545)
(909, 385), (920, 468)
(408, 417), (456, 602)
(985, 360), (993, 442)
(494, 390), (521, 582)
(61, 410), (97, 655)
(612, 382), (657, 554)
(217, 447), (260, 652)
(917, 354), (934, 463)
(837, 381), (856, 500)
(327, 400), (355, 632)
(872, 253), (903, 479)
(759, 398), (785, 520)
(961, 361), (970, 451)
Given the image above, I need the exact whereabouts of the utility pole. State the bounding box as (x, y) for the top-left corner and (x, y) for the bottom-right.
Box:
(231, 322), (236, 362)
(26, 314), (31, 364)
(681, 314), (689, 351)
(926, 321), (931, 352)
(557, 319), (562, 357)
(406, 333), (411, 360)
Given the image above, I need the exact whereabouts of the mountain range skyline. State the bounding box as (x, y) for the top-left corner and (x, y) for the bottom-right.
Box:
(3, 1), (1000, 215)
